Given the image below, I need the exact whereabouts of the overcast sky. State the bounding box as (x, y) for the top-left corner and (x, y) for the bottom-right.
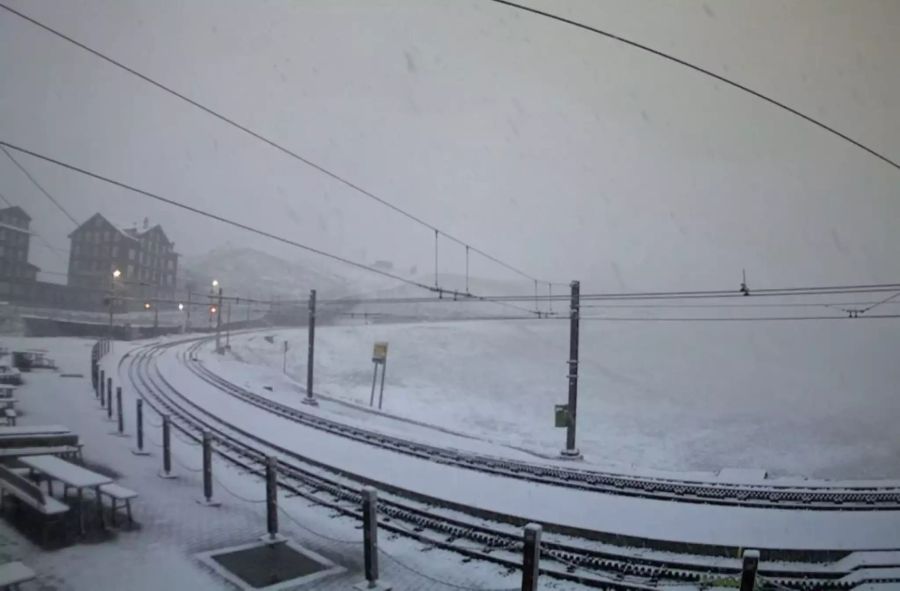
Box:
(1, 0), (898, 295)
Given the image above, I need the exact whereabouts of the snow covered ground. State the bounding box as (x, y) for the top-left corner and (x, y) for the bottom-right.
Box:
(227, 318), (900, 480)
(0, 335), (558, 590)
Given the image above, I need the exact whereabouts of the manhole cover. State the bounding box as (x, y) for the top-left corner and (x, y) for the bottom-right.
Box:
(197, 538), (344, 590)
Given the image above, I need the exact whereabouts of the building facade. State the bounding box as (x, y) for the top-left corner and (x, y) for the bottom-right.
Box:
(0, 206), (39, 284)
(68, 214), (178, 309)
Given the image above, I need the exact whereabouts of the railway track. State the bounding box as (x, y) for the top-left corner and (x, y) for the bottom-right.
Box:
(181, 338), (900, 512)
(115, 337), (900, 589)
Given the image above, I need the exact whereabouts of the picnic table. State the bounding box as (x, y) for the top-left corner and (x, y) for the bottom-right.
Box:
(0, 426), (70, 438)
(20, 455), (111, 535)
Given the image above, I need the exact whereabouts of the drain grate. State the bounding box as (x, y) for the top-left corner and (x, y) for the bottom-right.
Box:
(198, 538), (344, 590)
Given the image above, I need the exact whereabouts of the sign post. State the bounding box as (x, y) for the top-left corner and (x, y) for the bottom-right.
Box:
(283, 340), (289, 374)
(369, 342), (388, 409)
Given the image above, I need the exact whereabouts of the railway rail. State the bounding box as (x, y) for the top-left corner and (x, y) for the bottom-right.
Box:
(113, 337), (900, 589)
(181, 338), (900, 512)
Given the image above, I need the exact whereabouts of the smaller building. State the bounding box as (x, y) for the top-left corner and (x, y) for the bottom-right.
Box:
(0, 206), (39, 284)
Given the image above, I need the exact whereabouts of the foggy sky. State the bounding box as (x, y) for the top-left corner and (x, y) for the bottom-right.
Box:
(1, 0), (898, 295)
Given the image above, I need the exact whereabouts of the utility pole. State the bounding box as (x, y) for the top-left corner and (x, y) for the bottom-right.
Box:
(186, 290), (192, 331)
(225, 301), (231, 349)
(215, 286), (223, 353)
(303, 289), (318, 406)
(561, 280), (582, 459)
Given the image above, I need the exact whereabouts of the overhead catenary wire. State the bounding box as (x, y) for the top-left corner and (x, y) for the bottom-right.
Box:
(0, 140), (440, 292)
(0, 2), (554, 287)
(1, 145), (80, 226)
(0, 141), (542, 316)
(485, 0), (900, 173)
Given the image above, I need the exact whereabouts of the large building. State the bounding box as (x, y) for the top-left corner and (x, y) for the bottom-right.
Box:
(68, 213), (178, 308)
(0, 206), (39, 284)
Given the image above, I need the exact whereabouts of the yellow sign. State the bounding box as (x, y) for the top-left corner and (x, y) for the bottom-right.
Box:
(372, 341), (388, 362)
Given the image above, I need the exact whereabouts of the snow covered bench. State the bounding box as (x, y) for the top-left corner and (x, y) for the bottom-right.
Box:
(0, 560), (36, 590)
(98, 483), (138, 527)
(0, 464), (69, 546)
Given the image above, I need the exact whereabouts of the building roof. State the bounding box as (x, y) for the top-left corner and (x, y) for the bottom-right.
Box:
(68, 213), (138, 242)
(0, 206), (31, 221)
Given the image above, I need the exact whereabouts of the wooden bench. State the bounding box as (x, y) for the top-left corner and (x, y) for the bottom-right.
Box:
(3, 410), (16, 427)
(0, 464), (68, 546)
(0, 561), (36, 590)
(98, 483), (138, 527)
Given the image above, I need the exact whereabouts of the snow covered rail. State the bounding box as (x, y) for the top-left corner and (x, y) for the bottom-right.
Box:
(181, 339), (900, 512)
(116, 338), (900, 590)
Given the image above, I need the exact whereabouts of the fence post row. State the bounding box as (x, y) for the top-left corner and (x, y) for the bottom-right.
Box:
(99, 370), (105, 407)
(521, 523), (542, 591)
(266, 456), (278, 539)
(107, 378), (113, 420)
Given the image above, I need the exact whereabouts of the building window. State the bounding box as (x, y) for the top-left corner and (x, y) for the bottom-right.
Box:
(129, 248), (135, 261)
(112, 245), (118, 257)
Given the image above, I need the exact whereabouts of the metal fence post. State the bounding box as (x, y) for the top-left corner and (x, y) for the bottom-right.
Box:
(132, 399), (150, 455)
(198, 431), (220, 506)
(116, 387), (124, 434)
(740, 549), (759, 591)
(266, 456), (278, 539)
(99, 370), (106, 407)
(521, 523), (542, 591)
(363, 487), (379, 584)
(159, 415), (175, 478)
(107, 378), (113, 420)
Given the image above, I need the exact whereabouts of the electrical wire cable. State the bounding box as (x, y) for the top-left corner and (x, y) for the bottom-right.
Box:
(0, 140), (437, 292)
(0, 2), (553, 286)
(1, 145), (80, 225)
(486, 0), (900, 172)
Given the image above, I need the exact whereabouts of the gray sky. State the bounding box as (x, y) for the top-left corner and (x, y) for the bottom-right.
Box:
(1, 0), (898, 295)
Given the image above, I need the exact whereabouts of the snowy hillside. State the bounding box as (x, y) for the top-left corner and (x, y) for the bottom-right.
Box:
(227, 318), (900, 480)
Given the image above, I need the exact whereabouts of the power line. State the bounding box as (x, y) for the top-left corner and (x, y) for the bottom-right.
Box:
(1, 145), (80, 225)
(0, 2), (552, 286)
(0, 187), (70, 263)
(576, 314), (900, 323)
(485, 0), (900, 173)
(0, 139), (545, 320)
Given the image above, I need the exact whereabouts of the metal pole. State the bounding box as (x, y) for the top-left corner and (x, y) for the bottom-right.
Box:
(225, 302), (231, 349)
(521, 523), (542, 591)
(740, 550), (759, 591)
(215, 287), (223, 352)
(100, 370), (106, 407)
(116, 387), (124, 433)
(434, 229), (439, 288)
(562, 280), (581, 458)
(304, 289), (317, 405)
(201, 431), (215, 505)
(465, 245), (469, 294)
(362, 487), (380, 585)
(266, 456), (278, 539)
(186, 290), (192, 331)
(132, 399), (150, 455)
(161, 415), (173, 477)
(369, 363), (378, 407)
(377, 359), (387, 410)
(107, 377), (113, 420)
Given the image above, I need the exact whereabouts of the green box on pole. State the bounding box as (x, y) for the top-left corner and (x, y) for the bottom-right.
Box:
(555, 404), (569, 428)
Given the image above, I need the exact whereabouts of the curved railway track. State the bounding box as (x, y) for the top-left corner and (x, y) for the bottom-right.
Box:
(113, 337), (900, 590)
(181, 338), (900, 512)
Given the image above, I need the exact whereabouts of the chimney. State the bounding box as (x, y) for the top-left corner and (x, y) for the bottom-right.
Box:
(143, 216), (149, 230)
